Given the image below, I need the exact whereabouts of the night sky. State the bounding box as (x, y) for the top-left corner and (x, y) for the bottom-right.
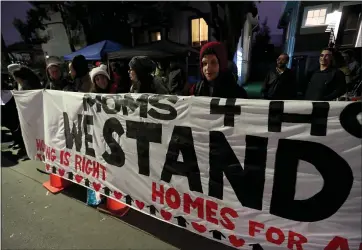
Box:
(1, 1), (283, 46)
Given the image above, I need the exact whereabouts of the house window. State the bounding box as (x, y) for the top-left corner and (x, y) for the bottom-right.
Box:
(305, 8), (327, 26)
(302, 4), (332, 28)
(150, 31), (161, 42)
(191, 18), (208, 47)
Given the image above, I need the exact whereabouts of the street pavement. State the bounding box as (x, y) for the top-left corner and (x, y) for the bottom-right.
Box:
(1, 129), (235, 250)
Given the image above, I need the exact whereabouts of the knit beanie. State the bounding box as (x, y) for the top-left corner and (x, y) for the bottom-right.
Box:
(129, 56), (156, 77)
(90, 64), (110, 84)
(71, 55), (89, 78)
(46, 56), (62, 70)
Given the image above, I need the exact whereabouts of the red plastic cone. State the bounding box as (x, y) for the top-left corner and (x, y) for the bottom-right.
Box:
(43, 173), (71, 194)
(106, 197), (130, 217)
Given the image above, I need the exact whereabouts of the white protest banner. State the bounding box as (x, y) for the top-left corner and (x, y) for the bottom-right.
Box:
(13, 89), (361, 250)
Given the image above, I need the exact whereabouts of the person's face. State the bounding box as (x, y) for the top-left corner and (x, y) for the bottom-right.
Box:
(202, 54), (219, 81)
(129, 68), (137, 82)
(69, 63), (76, 78)
(320, 50), (333, 67)
(277, 54), (288, 68)
(14, 77), (23, 86)
(48, 65), (61, 80)
(95, 74), (108, 89)
(342, 53), (350, 64)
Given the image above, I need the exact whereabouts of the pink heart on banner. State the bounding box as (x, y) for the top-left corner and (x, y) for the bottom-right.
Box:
(160, 209), (172, 221)
(114, 191), (123, 200)
(92, 182), (101, 191)
(135, 200), (145, 210)
(58, 168), (65, 177)
(191, 222), (207, 233)
(75, 175), (83, 183)
(228, 235), (245, 247)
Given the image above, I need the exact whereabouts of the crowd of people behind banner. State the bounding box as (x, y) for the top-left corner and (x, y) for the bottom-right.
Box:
(1, 42), (361, 160)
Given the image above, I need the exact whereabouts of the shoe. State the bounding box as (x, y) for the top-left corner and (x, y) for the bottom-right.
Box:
(16, 148), (27, 159)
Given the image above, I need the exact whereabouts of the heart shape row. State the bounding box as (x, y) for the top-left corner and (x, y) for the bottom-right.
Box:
(47, 165), (248, 248)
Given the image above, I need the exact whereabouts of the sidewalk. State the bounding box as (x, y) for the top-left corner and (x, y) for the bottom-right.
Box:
(1, 129), (235, 250)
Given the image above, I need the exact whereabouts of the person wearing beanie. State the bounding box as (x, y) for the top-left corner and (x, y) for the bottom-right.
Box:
(69, 55), (93, 93)
(128, 56), (169, 94)
(190, 41), (247, 98)
(90, 64), (112, 93)
(44, 56), (71, 90)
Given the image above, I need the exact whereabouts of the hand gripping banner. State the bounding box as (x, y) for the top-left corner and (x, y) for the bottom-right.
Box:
(13, 90), (362, 250)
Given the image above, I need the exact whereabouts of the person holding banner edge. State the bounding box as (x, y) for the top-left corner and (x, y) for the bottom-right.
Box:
(189, 41), (247, 98)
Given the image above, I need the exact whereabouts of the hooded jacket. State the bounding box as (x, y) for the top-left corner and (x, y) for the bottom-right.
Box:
(72, 55), (93, 93)
(129, 56), (169, 94)
(190, 42), (247, 98)
(44, 57), (70, 90)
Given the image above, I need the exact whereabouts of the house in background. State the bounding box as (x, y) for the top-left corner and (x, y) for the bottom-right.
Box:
(129, 2), (259, 84)
(278, 1), (361, 85)
(37, 9), (86, 59)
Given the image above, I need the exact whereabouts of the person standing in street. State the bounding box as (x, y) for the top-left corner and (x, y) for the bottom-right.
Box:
(90, 64), (112, 94)
(189, 41), (247, 98)
(342, 50), (361, 91)
(304, 48), (346, 101)
(128, 56), (169, 94)
(12, 66), (43, 90)
(68, 55), (93, 93)
(44, 56), (71, 90)
(261, 53), (297, 100)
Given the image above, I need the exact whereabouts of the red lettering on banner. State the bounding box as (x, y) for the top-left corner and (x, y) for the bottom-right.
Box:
(249, 220), (265, 236)
(287, 230), (308, 250)
(36, 139), (45, 152)
(73, 154), (107, 181)
(220, 207), (238, 230)
(85, 159), (92, 175)
(59, 150), (70, 167)
(81, 156), (86, 172)
(45, 146), (56, 162)
(205, 200), (218, 225)
(165, 188), (181, 209)
(324, 236), (350, 250)
(152, 182), (239, 231)
(183, 193), (204, 219)
(75, 154), (82, 170)
(92, 161), (99, 179)
(152, 182), (164, 204)
(64, 151), (70, 166)
(266, 227), (285, 245)
(36, 153), (43, 161)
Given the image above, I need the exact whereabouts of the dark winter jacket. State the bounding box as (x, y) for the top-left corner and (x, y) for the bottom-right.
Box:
(304, 67), (346, 101)
(191, 71), (247, 98)
(45, 77), (70, 91)
(261, 67), (297, 100)
(129, 56), (169, 94)
(168, 64), (186, 95)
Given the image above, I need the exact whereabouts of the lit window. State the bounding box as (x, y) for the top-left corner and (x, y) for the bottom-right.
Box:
(150, 32), (161, 42)
(305, 8), (327, 26)
(191, 18), (208, 47)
